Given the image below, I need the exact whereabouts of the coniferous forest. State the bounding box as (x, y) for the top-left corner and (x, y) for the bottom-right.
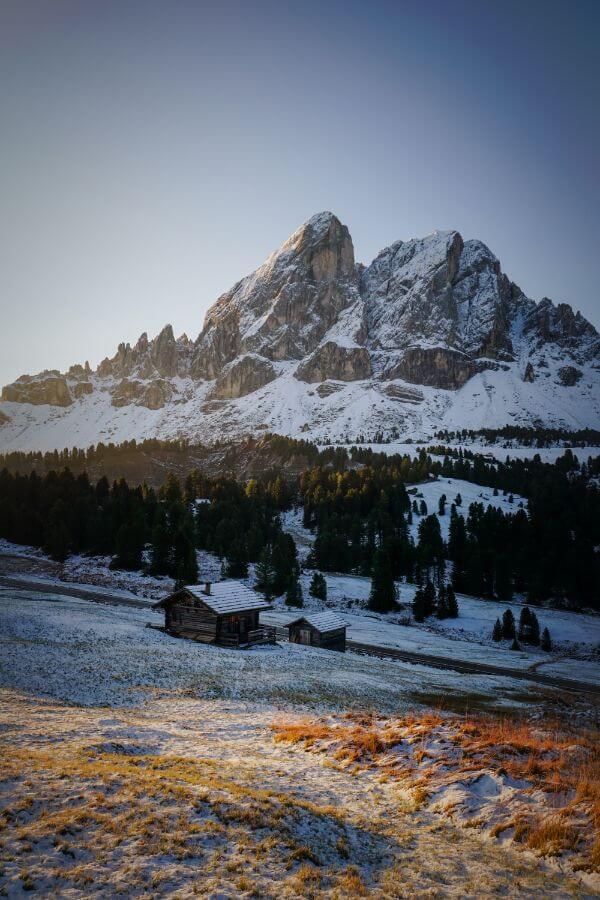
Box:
(0, 436), (598, 611)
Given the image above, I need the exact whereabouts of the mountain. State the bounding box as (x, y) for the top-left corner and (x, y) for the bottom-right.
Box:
(1, 212), (599, 451)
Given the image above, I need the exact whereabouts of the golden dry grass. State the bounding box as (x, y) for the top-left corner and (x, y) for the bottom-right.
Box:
(271, 711), (600, 870)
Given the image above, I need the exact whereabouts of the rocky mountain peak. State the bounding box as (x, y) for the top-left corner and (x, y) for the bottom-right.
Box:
(1, 212), (599, 446)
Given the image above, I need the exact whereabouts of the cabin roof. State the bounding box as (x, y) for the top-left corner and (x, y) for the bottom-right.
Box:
(154, 581), (271, 615)
(286, 611), (348, 633)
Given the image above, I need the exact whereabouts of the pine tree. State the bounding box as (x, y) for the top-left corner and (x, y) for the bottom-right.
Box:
(44, 520), (70, 562)
(540, 627), (552, 652)
(368, 548), (398, 612)
(438, 493), (447, 516)
(255, 547), (275, 600)
(309, 572), (327, 601)
(436, 584), (448, 619)
(225, 538), (249, 578)
(455, 493), (462, 506)
(423, 580), (436, 617)
(150, 507), (171, 575)
(419, 499), (428, 516)
(492, 618), (503, 641)
(502, 609), (516, 640)
(285, 577), (303, 607)
(510, 636), (521, 651)
(529, 610), (540, 646)
(518, 607), (540, 645)
(446, 586), (459, 618)
(412, 587), (427, 622)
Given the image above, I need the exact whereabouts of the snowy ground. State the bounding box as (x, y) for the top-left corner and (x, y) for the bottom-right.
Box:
(2, 517), (599, 686)
(354, 441), (600, 464)
(405, 476), (527, 540)
(0, 587), (532, 712)
(1, 586), (599, 896)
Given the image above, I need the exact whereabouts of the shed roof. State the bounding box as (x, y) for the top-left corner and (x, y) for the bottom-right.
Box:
(286, 611), (348, 633)
(154, 581), (271, 615)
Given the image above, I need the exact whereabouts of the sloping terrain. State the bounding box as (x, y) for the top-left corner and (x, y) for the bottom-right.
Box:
(1, 588), (599, 896)
(2, 213), (599, 451)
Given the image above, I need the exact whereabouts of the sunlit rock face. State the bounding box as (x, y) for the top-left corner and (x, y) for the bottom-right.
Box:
(2, 375), (73, 407)
(2, 211), (599, 445)
(208, 355), (277, 399)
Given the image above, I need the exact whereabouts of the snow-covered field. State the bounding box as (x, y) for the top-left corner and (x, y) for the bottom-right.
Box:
(0, 587), (530, 711)
(1, 585), (599, 896)
(354, 441), (600, 464)
(405, 476), (527, 540)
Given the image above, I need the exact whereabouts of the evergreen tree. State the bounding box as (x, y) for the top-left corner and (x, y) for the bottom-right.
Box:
(540, 627), (552, 652)
(423, 580), (436, 617)
(510, 636), (521, 651)
(413, 580), (436, 621)
(309, 571), (327, 601)
(502, 609), (516, 640)
(285, 576), (303, 607)
(412, 587), (427, 622)
(436, 584), (448, 619)
(494, 555), (513, 602)
(173, 528), (198, 584)
(150, 507), (171, 575)
(446, 585), (459, 618)
(225, 538), (249, 578)
(255, 547), (275, 600)
(448, 507), (468, 592)
(438, 493), (447, 516)
(368, 548), (397, 612)
(44, 520), (70, 562)
(518, 607), (540, 645)
(455, 493), (462, 506)
(271, 531), (299, 595)
(412, 499), (419, 515)
(492, 617), (503, 641)
(419, 499), (428, 516)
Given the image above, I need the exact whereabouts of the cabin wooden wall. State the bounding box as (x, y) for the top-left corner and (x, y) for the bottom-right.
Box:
(166, 594), (218, 643)
(288, 624), (346, 652)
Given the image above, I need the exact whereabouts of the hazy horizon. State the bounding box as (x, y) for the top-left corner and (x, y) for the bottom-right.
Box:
(1, 0), (599, 386)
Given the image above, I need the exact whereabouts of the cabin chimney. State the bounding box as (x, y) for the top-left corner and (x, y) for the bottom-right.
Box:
(204, 581), (211, 596)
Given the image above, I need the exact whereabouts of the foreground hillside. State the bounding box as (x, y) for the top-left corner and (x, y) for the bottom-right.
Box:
(2, 213), (599, 452)
(1, 587), (599, 897)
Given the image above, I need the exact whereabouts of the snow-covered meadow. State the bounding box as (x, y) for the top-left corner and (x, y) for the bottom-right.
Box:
(1, 585), (599, 896)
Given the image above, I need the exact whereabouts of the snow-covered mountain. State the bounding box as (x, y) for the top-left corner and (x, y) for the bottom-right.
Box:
(2, 212), (599, 451)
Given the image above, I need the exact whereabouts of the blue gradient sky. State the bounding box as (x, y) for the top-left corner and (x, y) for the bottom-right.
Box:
(1, 0), (598, 386)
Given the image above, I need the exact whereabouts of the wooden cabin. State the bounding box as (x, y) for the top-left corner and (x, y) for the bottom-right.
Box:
(286, 611), (347, 652)
(153, 581), (275, 648)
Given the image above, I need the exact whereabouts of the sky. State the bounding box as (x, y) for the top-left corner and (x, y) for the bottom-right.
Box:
(1, 0), (599, 387)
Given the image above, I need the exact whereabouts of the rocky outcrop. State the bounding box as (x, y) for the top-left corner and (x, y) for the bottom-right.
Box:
(384, 347), (474, 390)
(0, 410), (9, 425)
(558, 365), (583, 386)
(111, 378), (173, 409)
(208, 355), (276, 399)
(142, 379), (174, 409)
(381, 383), (424, 404)
(73, 382), (94, 398)
(295, 343), (372, 383)
(2, 376), (73, 407)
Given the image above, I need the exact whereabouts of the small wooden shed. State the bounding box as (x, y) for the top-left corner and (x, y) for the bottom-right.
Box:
(286, 611), (347, 652)
(153, 581), (274, 648)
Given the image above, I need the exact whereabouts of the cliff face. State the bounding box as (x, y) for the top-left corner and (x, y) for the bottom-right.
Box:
(2, 212), (599, 450)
